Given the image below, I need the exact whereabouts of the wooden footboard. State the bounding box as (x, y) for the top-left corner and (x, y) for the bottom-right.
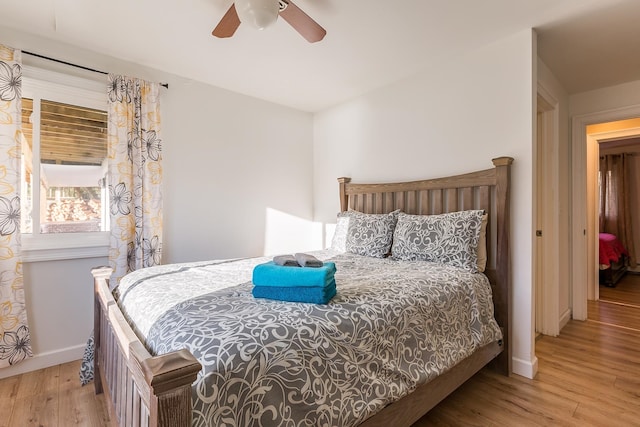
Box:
(92, 266), (201, 427)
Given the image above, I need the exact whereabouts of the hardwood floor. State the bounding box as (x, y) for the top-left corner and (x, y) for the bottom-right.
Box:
(2, 291), (640, 426)
(589, 273), (640, 331)
(599, 272), (640, 305)
(0, 360), (114, 427)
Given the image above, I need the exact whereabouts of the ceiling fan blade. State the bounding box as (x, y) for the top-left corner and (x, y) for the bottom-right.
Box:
(212, 4), (241, 38)
(279, 0), (326, 43)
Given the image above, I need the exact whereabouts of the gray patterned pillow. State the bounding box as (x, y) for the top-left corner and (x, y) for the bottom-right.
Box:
(344, 210), (399, 258)
(391, 210), (484, 272)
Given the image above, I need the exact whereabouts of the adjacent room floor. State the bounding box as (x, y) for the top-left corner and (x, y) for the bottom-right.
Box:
(589, 272), (640, 331)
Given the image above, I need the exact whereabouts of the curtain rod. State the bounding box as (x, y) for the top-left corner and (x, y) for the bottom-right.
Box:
(22, 50), (169, 89)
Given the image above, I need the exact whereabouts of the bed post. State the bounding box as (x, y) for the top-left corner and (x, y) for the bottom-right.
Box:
(92, 266), (113, 395)
(139, 346), (202, 427)
(338, 177), (351, 212)
(491, 156), (513, 376)
(92, 266), (202, 427)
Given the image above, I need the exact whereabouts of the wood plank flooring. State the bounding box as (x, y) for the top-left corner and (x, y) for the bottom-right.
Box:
(589, 273), (640, 331)
(0, 360), (114, 427)
(599, 272), (640, 305)
(2, 284), (639, 426)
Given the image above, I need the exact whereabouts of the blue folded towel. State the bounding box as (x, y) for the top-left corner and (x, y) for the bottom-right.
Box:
(252, 261), (336, 288)
(252, 281), (337, 304)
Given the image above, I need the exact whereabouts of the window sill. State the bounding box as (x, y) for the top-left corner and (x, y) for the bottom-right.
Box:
(22, 232), (109, 263)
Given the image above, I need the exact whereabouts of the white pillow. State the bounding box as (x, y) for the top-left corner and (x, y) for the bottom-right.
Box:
(330, 213), (350, 252)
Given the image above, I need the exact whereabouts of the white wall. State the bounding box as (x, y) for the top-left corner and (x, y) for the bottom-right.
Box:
(0, 26), (314, 378)
(313, 30), (537, 378)
(570, 80), (640, 117)
(161, 81), (315, 263)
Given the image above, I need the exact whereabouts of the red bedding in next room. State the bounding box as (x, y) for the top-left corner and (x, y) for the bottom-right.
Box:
(599, 233), (628, 267)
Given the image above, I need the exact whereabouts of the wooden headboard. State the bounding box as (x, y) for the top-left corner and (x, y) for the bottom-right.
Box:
(337, 157), (513, 375)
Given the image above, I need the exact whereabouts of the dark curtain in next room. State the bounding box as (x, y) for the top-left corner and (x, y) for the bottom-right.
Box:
(600, 153), (637, 267)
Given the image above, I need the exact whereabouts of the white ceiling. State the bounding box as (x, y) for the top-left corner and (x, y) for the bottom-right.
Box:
(2, 0), (640, 112)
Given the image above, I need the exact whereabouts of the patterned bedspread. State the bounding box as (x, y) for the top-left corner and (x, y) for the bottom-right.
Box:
(114, 249), (502, 427)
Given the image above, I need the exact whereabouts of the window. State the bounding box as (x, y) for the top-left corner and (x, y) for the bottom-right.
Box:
(21, 67), (109, 261)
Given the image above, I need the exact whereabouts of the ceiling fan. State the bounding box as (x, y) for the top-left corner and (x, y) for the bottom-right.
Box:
(212, 0), (327, 43)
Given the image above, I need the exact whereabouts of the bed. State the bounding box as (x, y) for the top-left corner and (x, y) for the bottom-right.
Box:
(599, 232), (628, 287)
(91, 156), (513, 427)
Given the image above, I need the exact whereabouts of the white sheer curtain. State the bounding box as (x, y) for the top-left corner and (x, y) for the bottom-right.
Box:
(0, 44), (32, 367)
(107, 74), (163, 285)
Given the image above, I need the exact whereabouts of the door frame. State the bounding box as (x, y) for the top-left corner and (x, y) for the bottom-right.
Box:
(571, 104), (640, 320)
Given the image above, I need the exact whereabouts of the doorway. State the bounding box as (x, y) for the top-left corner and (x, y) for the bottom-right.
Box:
(571, 107), (640, 320)
(590, 134), (640, 328)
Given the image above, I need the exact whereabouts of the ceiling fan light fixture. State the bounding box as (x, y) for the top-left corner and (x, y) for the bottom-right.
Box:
(235, 0), (279, 30)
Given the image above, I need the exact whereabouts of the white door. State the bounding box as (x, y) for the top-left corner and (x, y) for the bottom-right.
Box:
(535, 89), (560, 336)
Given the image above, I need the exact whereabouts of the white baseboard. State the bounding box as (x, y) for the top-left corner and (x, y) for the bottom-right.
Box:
(512, 354), (538, 379)
(0, 344), (85, 379)
(559, 308), (571, 331)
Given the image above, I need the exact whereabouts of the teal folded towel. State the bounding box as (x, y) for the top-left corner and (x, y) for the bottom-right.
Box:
(252, 261), (336, 288)
(252, 281), (337, 304)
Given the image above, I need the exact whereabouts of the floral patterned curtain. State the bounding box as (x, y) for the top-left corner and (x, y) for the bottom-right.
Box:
(0, 44), (32, 367)
(107, 74), (163, 285)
